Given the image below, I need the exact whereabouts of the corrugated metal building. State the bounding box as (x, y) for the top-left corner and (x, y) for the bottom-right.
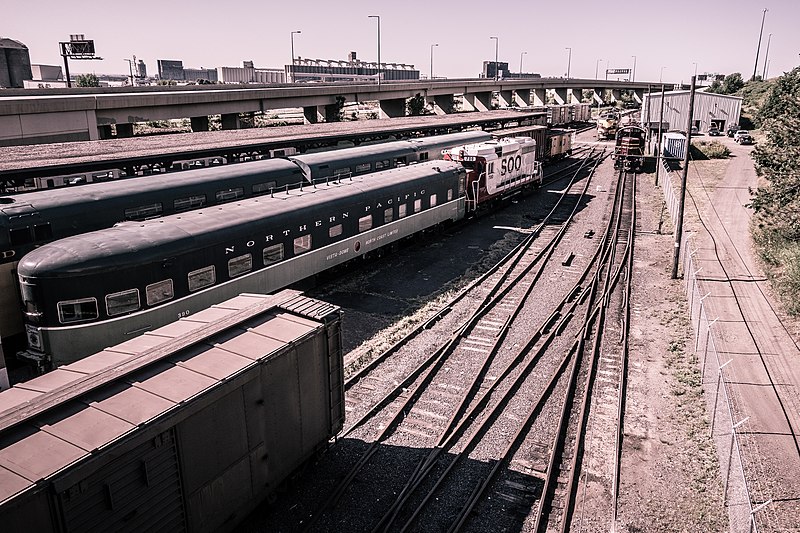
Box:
(217, 66), (285, 84)
(641, 90), (742, 134)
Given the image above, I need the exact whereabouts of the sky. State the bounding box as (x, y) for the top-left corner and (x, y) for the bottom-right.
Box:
(5, 0), (798, 84)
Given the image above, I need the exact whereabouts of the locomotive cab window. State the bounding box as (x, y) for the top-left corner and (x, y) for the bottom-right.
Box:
(358, 215), (373, 233)
(125, 203), (163, 221)
(263, 244), (284, 265)
(294, 234), (312, 255)
(419, 152), (429, 161)
(174, 194), (206, 212)
(58, 298), (99, 324)
(106, 289), (140, 316)
(228, 254), (252, 277)
(188, 265), (216, 292)
(146, 279), (174, 306)
(216, 188), (245, 202)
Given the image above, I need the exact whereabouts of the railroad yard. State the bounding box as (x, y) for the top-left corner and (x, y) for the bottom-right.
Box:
(1, 116), (798, 533)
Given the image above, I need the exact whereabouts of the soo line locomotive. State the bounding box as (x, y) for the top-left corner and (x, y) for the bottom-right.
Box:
(15, 133), (560, 369)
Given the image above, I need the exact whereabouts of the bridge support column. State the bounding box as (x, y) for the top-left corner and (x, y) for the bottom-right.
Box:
(532, 88), (546, 106)
(514, 89), (530, 107)
(553, 88), (568, 105)
(303, 105), (324, 124)
(430, 94), (455, 115)
(379, 98), (406, 118)
(191, 116), (209, 132)
(568, 88), (581, 104)
(116, 123), (134, 138)
(593, 89), (605, 105)
(463, 92), (492, 112)
(633, 88), (644, 103)
(611, 89), (622, 102)
(98, 125), (113, 140)
(221, 113), (241, 130)
(498, 90), (514, 107)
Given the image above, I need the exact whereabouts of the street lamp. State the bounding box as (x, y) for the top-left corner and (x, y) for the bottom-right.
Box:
(490, 36), (499, 81)
(595, 58), (601, 79)
(368, 15), (381, 87)
(631, 55), (637, 82)
(430, 43), (438, 80)
(123, 58), (134, 87)
(762, 33), (772, 79)
(520, 51), (527, 76)
(660, 66), (667, 83)
(290, 30), (301, 83)
(692, 61), (698, 78)
(565, 47), (572, 78)
(752, 8), (768, 81)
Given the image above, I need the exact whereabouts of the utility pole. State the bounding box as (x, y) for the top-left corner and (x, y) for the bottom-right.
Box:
(430, 43), (438, 80)
(671, 76), (696, 279)
(655, 83), (666, 187)
(368, 15), (381, 87)
(752, 8), (768, 81)
(565, 47), (572, 78)
(631, 55), (637, 81)
(490, 36), (499, 81)
(762, 33), (772, 79)
(290, 30), (301, 83)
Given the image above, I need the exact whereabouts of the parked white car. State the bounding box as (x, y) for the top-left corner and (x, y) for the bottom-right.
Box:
(733, 130), (750, 142)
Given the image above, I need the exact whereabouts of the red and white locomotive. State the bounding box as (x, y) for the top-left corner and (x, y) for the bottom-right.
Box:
(442, 136), (542, 211)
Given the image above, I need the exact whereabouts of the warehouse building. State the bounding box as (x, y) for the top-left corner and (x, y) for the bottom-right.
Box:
(641, 89), (742, 135)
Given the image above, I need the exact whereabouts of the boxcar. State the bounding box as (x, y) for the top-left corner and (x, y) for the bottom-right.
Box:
(0, 290), (343, 533)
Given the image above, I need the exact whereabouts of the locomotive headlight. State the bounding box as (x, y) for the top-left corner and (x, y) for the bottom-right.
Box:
(26, 325), (42, 351)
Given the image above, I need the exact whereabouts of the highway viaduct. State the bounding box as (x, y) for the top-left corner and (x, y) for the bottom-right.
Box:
(0, 78), (655, 146)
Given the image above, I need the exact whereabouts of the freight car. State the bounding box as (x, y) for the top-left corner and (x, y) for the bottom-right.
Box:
(17, 161), (469, 368)
(613, 125), (647, 171)
(490, 125), (573, 162)
(0, 291), (344, 533)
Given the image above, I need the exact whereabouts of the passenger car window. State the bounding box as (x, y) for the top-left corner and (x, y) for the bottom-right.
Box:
(414, 199), (422, 213)
(228, 254), (252, 277)
(146, 279), (174, 306)
(358, 215), (373, 232)
(355, 163), (371, 173)
(188, 266), (216, 292)
(329, 224), (343, 238)
(263, 243), (284, 264)
(294, 234), (312, 255)
(57, 298), (99, 324)
(398, 204), (407, 219)
(430, 194), (437, 207)
(252, 182), (278, 194)
(125, 203), (163, 221)
(215, 188), (244, 202)
(106, 289), (140, 316)
(384, 208), (393, 223)
(174, 195), (206, 212)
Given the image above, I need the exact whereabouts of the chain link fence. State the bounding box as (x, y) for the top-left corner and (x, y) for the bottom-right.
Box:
(660, 162), (759, 533)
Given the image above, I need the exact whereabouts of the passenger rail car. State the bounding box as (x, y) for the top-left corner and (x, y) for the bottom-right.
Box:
(0, 291), (344, 533)
(17, 161), (468, 367)
(613, 125), (647, 171)
(0, 131), (490, 266)
(442, 137), (542, 210)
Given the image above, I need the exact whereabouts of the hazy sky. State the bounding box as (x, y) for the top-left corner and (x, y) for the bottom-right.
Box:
(5, 0), (798, 83)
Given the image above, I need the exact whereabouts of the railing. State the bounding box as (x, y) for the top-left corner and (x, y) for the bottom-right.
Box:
(660, 160), (759, 533)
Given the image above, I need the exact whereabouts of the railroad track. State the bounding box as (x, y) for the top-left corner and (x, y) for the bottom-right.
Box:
(291, 153), (647, 533)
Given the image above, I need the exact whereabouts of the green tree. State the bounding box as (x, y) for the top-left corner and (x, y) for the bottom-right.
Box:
(708, 72), (745, 95)
(326, 95), (346, 122)
(75, 73), (100, 87)
(406, 93), (426, 116)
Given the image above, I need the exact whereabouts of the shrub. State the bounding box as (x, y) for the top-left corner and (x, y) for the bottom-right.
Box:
(692, 141), (730, 159)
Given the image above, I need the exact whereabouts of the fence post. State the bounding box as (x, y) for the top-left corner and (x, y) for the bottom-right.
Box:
(724, 417), (749, 504)
(711, 360), (733, 437)
(749, 499), (773, 533)
(701, 317), (718, 382)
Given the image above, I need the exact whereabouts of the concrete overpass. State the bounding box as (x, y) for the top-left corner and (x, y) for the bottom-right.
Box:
(0, 78), (655, 146)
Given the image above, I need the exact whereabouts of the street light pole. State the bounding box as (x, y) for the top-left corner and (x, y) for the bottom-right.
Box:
(752, 8), (768, 81)
(430, 43), (438, 80)
(692, 61), (698, 79)
(660, 66), (666, 83)
(519, 51), (527, 76)
(565, 47), (572, 78)
(490, 36), (499, 81)
(631, 55), (637, 81)
(290, 30), (301, 83)
(368, 15), (381, 87)
(595, 59), (601, 79)
(762, 33), (772, 79)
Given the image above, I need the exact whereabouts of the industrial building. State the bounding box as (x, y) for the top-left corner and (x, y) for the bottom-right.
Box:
(0, 38), (33, 88)
(157, 59), (218, 82)
(641, 89), (742, 135)
(287, 51), (418, 83)
(218, 61), (285, 84)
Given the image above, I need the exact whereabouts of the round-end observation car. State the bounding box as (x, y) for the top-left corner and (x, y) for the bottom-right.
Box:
(17, 161), (468, 368)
